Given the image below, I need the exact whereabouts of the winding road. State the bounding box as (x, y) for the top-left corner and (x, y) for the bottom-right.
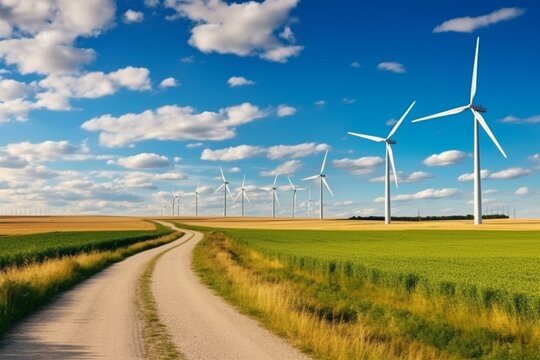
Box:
(0, 223), (309, 360)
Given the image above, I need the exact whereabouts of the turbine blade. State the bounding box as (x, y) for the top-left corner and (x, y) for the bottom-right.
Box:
(387, 100), (416, 139)
(214, 183), (224, 194)
(273, 174), (278, 187)
(244, 191), (251, 204)
(274, 191), (281, 207)
(234, 190), (241, 202)
(471, 109), (507, 158)
(320, 150), (329, 174)
(242, 174), (246, 188)
(470, 37), (479, 105)
(226, 184), (234, 200)
(219, 167), (226, 182)
(347, 132), (385, 142)
(296, 187), (307, 191)
(287, 176), (295, 189)
(387, 143), (399, 188)
(259, 187), (272, 191)
(322, 177), (334, 196)
(302, 175), (319, 181)
(196, 182), (200, 193)
(411, 105), (468, 123)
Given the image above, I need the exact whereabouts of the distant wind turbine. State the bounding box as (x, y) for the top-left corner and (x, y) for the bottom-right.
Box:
(287, 176), (306, 218)
(260, 174), (280, 218)
(234, 175), (251, 217)
(194, 182), (200, 216)
(348, 100), (416, 224)
(214, 167), (233, 217)
(302, 150), (333, 220)
(307, 188), (314, 218)
(411, 37), (506, 225)
(171, 189), (178, 217)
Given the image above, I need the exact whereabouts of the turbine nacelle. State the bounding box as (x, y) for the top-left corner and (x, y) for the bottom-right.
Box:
(386, 139), (396, 145)
(470, 104), (487, 113)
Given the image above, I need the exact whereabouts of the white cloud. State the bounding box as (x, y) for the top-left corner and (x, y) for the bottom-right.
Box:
(370, 171), (433, 184)
(489, 167), (531, 180)
(458, 167), (531, 181)
(499, 115), (540, 124)
(260, 160), (302, 176)
(81, 102), (268, 147)
(180, 56), (195, 63)
(423, 150), (466, 166)
(374, 188), (460, 203)
(332, 156), (384, 175)
(159, 77), (179, 88)
(111, 153), (170, 169)
(123, 10), (144, 24)
(228, 167), (241, 173)
(515, 187), (529, 196)
(201, 145), (264, 162)
(342, 98), (356, 105)
(165, 0), (303, 63)
(2, 140), (107, 162)
(144, 0), (160, 7)
(315, 100), (326, 108)
(377, 62), (406, 74)
(433, 8), (525, 33)
(0, 152), (28, 168)
(201, 142), (329, 161)
(227, 76), (255, 87)
(186, 142), (204, 149)
(276, 104), (296, 117)
(0, 0), (115, 75)
(530, 154), (540, 168)
(0, 79), (29, 101)
(350, 62), (360, 68)
(385, 118), (397, 126)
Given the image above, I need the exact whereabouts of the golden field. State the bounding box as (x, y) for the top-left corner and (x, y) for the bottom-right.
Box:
(0, 216), (155, 235)
(168, 216), (540, 231)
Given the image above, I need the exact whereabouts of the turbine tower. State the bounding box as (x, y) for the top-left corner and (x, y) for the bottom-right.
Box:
(288, 176), (306, 218)
(194, 182), (200, 216)
(348, 100), (416, 224)
(302, 150), (333, 220)
(214, 167), (233, 217)
(171, 189), (178, 217)
(234, 175), (251, 217)
(260, 174), (280, 218)
(411, 37), (506, 225)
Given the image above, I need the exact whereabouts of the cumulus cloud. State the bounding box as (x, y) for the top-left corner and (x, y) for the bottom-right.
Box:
(260, 160), (302, 176)
(457, 170), (489, 182)
(276, 104), (296, 117)
(530, 154), (540, 168)
(81, 102), (268, 147)
(165, 0), (303, 63)
(0, 152), (28, 168)
(0, 0), (115, 75)
(350, 62), (360, 68)
(423, 150), (466, 166)
(201, 142), (329, 161)
(314, 100), (326, 108)
(499, 115), (540, 124)
(433, 8), (525, 33)
(110, 153), (170, 169)
(186, 142), (204, 149)
(342, 98), (356, 105)
(370, 171), (433, 184)
(227, 76), (254, 87)
(377, 62), (406, 74)
(374, 188), (460, 203)
(458, 167), (531, 181)
(332, 156), (384, 175)
(385, 118), (397, 126)
(159, 77), (179, 88)
(2, 140), (109, 162)
(123, 10), (144, 24)
(515, 187), (529, 196)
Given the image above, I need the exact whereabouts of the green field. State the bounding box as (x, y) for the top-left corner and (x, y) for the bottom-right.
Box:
(0, 223), (171, 269)
(224, 229), (540, 317)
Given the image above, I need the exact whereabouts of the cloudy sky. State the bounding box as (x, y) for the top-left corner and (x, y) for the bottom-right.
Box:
(0, 0), (538, 218)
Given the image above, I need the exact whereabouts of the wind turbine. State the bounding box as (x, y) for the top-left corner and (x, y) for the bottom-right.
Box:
(171, 189), (178, 216)
(260, 174), (280, 218)
(302, 150), (333, 220)
(411, 37), (506, 225)
(234, 175), (251, 217)
(214, 167), (233, 217)
(307, 188), (314, 219)
(194, 182), (200, 216)
(348, 100), (416, 225)
(287, 176), (306, 218)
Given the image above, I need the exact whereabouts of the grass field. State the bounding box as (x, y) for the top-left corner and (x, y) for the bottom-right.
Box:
(191, 224), (540, 359)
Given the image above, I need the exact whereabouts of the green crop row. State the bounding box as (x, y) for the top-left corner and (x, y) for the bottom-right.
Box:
(0, 221), (171, 269)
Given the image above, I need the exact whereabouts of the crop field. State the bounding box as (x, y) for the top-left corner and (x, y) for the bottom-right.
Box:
(0, 216), (154, 235)
(192, 225), (540, 359)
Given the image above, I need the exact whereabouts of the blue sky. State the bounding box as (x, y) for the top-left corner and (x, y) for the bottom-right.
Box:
(0, 0), (538, 217)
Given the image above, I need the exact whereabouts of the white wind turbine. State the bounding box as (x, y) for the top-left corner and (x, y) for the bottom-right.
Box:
(412, 37), (506, 225)
(260, 174), (280, 218)
(234, 175), (251, 217)
(194, 182), (200, 216)
(348, 100), (416, 225)
(302, 150), (333, 220)
(307, 187), (314, 219)
(214, 167), (234, 217)
(287, 176), (306, 218)
(171, 189), (178, 217)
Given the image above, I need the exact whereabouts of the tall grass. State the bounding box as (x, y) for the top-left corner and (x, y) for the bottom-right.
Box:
(193, 230), (540, 360)
(0, 230), (179, 337)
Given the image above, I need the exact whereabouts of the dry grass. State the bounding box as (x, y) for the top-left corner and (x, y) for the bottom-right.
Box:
(174, 216), (540, 231)
(0, 216), (155, 235)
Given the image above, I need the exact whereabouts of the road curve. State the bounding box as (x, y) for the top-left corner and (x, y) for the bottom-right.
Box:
(152, 224), (310, 360)
(0, 232), (190, 359)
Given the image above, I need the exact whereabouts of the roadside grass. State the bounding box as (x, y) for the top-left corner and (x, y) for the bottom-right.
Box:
(192, 228), (540, 360)
(136, 231), (190, 360)
(0, 225), (177, 338)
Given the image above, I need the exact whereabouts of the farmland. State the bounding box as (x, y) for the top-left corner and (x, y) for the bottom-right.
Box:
(192, 225), (540, 359)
